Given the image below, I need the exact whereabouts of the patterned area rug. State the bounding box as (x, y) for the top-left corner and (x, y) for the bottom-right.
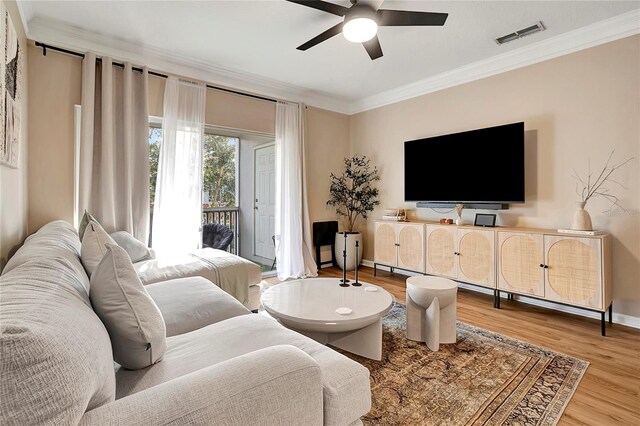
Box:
(338, 303), (588, 426)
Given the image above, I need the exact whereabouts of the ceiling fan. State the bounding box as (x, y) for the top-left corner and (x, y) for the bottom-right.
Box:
(286, 0), (448, 60)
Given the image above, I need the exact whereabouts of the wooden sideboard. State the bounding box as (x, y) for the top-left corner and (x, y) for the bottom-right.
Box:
(373, 220), (612, 335)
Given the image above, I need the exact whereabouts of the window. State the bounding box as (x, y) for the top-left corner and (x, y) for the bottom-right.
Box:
(148, 127), (239, 210)
(202, 134), (238, 208)
(148, 126), (162, 210)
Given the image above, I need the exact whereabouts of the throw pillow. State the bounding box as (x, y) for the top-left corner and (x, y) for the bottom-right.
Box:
(78, 210), (98, 241)
(110, 231), (152, 263)
(90, 244), (166, 370)
(81, 221), (117, 276)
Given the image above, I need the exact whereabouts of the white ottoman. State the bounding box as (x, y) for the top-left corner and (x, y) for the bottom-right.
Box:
(406, 276), (458, 351)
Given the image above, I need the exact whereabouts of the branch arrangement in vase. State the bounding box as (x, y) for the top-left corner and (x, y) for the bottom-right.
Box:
(327, 155), (381, 232)
(572, 150), (634, 212)
(454, 204), (464, 225)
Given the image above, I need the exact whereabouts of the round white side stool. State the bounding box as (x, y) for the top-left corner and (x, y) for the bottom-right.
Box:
(406, 276), (458, 351)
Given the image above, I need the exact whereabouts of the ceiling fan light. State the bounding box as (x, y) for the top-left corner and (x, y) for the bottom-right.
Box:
(343, 17), (377, 43)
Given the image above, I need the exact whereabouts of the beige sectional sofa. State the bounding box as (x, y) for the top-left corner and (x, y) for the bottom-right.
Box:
(0, 221), (371, 425)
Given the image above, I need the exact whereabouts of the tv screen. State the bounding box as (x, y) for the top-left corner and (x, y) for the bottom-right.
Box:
(404, 122), (525, 204)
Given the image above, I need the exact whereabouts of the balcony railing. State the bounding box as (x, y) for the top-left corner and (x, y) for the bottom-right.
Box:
(149, 207), (240, 255)
(203, 206), (239, 255)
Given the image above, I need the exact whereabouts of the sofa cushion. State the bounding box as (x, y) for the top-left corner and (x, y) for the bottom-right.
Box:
(145, 276), (250, 337)
(2, 221), (90, 296)
(91, 244), (166, 370)
(110, 231), (152, 263)
(0, 258), (115, 425)
(81, 221), (117, 276)
(116, 314), (371, 425)
(78, 210), (98, 241)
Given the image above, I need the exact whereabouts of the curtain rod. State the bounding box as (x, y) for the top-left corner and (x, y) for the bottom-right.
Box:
(34, 41), (278, 104)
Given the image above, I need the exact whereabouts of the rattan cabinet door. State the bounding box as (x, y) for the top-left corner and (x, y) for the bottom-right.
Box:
(497, 232), (544, 296)
(544, 236), (603, 310)
(457, 229), (496, 288)
(426, 225), (457, 278)
(374, 222), (397, 267)
(397, 223), (425, 273)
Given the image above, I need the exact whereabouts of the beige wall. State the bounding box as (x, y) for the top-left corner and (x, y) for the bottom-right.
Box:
(306, 106), (351, 262)
(27, 42), (82, 230)
(148, 76), (276, 134)
(349, 35), (640, 317)
(0, 1), (28, 270)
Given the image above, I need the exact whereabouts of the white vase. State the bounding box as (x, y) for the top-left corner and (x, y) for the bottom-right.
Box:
(571, 201), (593, 231)
(334, 232), (363, 271)
(455, 215), (463, 226)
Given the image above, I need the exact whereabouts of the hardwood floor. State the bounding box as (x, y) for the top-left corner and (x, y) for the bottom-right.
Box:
(269, 266), (640, 425)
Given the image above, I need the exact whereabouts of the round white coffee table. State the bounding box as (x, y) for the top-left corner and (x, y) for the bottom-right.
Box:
(261, 278), (394, 360)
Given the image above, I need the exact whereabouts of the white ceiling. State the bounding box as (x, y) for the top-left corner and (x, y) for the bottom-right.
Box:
(20, 1), (640, 111)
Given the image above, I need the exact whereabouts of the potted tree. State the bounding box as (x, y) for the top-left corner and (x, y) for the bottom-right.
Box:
(327, 155), (380, 271)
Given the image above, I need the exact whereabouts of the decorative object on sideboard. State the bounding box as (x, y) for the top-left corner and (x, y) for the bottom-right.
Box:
(571, 150), (634, 231)
(571, 201), (593, 231)
(439, 218), (454, 225)
(474, 213), (496, 227)
(556, 228), (606, 236)
(327, 155), (380, 270)
(454, 204), (465, 225)
(383, 208), (406, 221)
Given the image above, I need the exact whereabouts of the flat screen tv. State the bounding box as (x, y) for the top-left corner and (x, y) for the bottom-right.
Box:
(404, 122), (525, 205)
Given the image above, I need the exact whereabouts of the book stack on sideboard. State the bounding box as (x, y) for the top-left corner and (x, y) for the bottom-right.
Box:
(373, 220), (612, 335)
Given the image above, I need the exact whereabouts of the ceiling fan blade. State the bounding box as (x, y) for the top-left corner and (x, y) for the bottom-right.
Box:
(297, 22), (344, 51)
(286, 0), (350, 17)
(376, 9), (448, 26)
(363, 35), (383, 60)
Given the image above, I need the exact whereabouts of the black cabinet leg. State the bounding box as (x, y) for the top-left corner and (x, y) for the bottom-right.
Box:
(493, 290), (497, 308)
(601, 311), (606, 336)
(496, 290), (501, 309)
(373, 263), (377, 277)
(609, 303), (613, 324)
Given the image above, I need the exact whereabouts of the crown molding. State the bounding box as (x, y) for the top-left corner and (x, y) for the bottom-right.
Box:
(348, 9), (640, 114)
(15, 0), (34, 35)
(26, 17), (354, 114)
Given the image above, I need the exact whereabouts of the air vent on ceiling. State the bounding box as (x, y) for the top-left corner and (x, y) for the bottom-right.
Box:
(495, 21), (546, 45)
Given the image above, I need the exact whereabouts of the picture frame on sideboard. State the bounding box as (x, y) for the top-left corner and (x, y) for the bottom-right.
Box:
(474, 213), (496, 227)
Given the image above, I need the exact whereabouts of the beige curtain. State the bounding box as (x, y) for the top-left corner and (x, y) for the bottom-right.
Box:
(78, 53), (150, 243)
